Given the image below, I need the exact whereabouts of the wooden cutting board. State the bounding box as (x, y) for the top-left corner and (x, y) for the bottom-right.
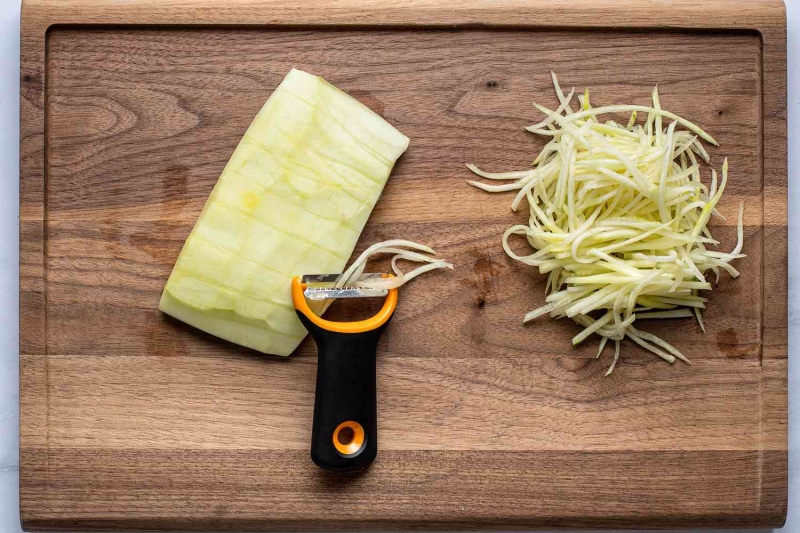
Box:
(20, 0), (787, 529)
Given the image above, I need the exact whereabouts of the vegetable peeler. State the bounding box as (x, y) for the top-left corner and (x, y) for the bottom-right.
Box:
(291, 274), (398, 472)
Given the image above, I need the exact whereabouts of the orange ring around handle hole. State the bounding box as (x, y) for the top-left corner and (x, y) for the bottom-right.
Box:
(333, 420), (366, 456)
(291, 277), (398, 334)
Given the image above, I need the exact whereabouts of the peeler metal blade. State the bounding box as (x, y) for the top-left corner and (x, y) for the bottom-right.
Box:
(302, 273), (390, 300)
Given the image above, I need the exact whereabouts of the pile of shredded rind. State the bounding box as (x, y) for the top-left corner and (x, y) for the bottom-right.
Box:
(468, 74), (744, 374)
(338, 240), (453, 289)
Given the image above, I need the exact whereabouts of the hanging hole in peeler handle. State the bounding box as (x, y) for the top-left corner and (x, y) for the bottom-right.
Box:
(333, 420), (366, 457)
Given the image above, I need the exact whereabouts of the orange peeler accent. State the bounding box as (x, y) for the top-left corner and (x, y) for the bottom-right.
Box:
(291, 276), (398, 334)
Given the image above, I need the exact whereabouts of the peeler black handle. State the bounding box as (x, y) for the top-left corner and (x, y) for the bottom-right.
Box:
(295, 312), (393, 471)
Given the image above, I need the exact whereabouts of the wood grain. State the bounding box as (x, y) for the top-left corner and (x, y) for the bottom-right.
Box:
(20, 0), (787, 530)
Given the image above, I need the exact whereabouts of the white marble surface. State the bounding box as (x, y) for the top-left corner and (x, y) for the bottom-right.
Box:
(1, 0), (21, 530)
(0, 0), (797, 531)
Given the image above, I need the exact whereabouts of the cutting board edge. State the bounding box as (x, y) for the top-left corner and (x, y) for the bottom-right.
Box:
(17, 447), (789, 531)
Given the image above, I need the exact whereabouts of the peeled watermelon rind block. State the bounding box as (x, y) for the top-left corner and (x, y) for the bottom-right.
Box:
(159, 68), (409, 355)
